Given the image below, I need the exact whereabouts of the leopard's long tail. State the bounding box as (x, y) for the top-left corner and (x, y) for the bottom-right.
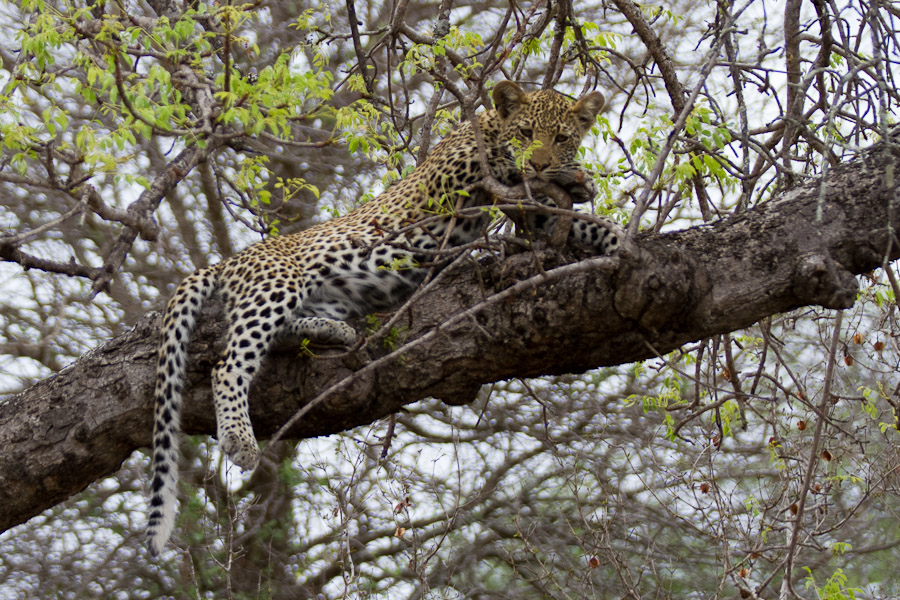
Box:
(146, 266), (219, 556)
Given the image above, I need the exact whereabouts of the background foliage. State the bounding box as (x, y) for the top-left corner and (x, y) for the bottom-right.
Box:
(1, 0), (899, 598)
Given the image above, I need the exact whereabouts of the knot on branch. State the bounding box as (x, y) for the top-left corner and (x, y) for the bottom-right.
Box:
(613, 246), (695, 332)
(792, 253), (858, 309)
(436, 382), (482, 406)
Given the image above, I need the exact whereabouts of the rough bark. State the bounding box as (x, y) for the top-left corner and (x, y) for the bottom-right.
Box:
(1, 139), (897, 534)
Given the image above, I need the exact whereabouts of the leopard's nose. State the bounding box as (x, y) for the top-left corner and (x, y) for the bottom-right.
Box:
(528, 158), (550, 174)
(528, 146), (553, 175)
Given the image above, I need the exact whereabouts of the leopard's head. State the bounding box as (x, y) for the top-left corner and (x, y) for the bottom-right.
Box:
(492, 81), (605, 181)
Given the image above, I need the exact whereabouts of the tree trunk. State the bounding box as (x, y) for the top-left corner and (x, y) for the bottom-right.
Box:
(1, 137), (897, 534)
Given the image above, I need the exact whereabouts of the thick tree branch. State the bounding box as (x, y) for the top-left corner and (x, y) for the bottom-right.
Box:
(1, 137), (898, 534)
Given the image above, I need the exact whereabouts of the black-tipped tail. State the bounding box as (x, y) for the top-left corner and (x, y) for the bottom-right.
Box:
(146, 266), (218, 556)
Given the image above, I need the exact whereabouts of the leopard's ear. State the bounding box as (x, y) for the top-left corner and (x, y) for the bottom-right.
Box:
(571, 91), (606, 128)
(492, 81), (528, 119)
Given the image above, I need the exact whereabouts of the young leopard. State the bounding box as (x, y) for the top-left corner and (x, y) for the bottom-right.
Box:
(146, 81), (623, 555)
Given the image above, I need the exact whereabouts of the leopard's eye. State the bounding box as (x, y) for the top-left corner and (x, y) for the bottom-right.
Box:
(555, 134), (570, 144)
(519, 127), (533, 139)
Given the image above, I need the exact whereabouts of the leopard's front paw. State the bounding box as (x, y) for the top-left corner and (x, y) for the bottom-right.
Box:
(566, 170), (597, 204)
(551, 169), (596, 204)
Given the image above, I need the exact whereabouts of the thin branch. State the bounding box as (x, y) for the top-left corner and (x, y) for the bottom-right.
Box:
(90, 142), (217, 296)
(541, 0), (568, 89)
(346, 0), (375, 94)
(0, 244), (101, 279)
(625, 1), (753, 236)
(782, 310), (843, 598)
(609, 0), (685, 114)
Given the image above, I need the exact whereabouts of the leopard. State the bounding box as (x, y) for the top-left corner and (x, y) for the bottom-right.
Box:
(146, 80), (624, 556)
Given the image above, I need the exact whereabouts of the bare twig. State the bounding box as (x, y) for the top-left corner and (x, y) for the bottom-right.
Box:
(782, 310), (843, 598)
